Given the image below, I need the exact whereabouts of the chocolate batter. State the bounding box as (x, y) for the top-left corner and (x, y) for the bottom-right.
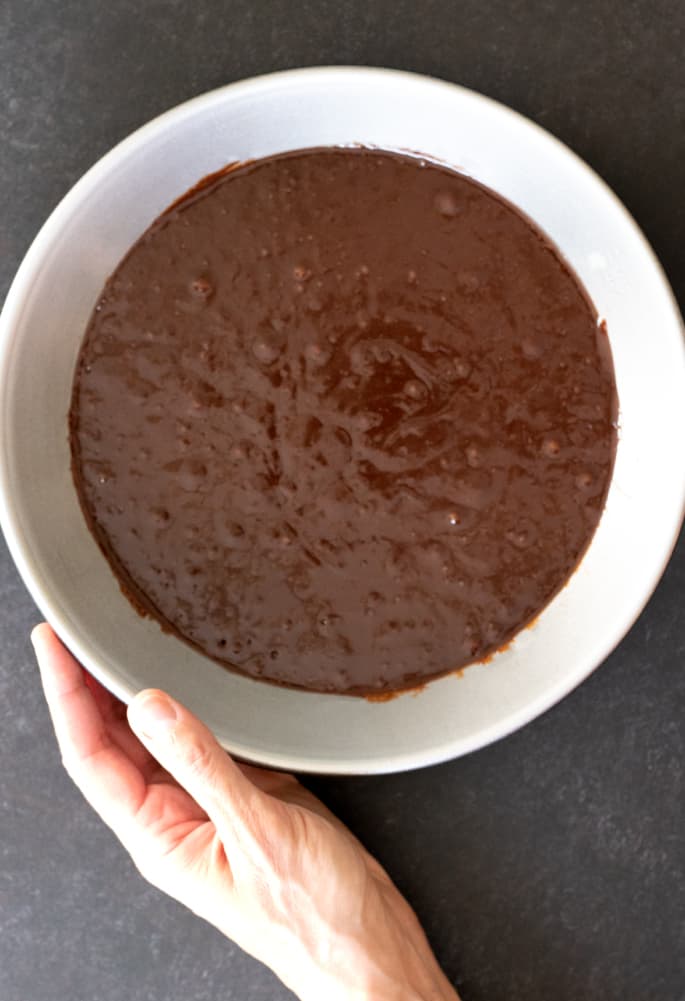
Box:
(70, 148), (617, 694)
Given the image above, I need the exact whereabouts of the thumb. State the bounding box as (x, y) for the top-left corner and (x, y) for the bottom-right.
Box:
(127, 689), (260, 840)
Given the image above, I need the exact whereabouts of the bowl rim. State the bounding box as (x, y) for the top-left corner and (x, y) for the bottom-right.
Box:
(1, 65), (684, 774)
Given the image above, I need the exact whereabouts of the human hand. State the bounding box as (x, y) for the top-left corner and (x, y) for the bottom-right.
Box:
(32, 624), (459, 1001)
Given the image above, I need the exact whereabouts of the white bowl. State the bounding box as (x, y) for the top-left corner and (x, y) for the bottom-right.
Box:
(1, 67), (684, 774)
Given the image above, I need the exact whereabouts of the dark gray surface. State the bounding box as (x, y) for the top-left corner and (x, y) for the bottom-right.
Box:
(1, 2), (684, 999)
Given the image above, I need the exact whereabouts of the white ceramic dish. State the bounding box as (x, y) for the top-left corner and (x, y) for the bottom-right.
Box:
(1, 67), (684, 774)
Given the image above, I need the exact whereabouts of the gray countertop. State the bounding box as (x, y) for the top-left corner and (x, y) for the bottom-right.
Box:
(1, 2), (683, 999)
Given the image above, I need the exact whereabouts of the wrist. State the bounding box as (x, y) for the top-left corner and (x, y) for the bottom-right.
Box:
(278, 934), (459, 1001)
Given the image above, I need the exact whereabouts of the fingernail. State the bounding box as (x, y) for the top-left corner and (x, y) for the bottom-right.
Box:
(131, 692), (178, 738)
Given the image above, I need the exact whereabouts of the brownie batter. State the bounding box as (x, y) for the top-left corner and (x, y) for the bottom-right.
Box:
(70, 148), (617, 694)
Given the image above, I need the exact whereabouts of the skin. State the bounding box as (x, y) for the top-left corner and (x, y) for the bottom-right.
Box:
(32, 623), (460, 1001)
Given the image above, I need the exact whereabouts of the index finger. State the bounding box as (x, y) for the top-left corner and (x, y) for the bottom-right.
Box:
(32, 624), (147, 832)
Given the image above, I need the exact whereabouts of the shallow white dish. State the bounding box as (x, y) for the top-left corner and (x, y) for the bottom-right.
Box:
(1, 67), (684, 774)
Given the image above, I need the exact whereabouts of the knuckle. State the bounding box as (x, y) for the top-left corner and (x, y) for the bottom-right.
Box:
(235, 800), (293, 880)
(133, 853), (161, 888)
(175, 728), (217, 782)
(60, 751), (80, 784)
(131, 846), (170, 891)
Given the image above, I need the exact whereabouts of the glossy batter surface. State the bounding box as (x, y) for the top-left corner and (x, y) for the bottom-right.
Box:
(70, 148), (617, 693)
